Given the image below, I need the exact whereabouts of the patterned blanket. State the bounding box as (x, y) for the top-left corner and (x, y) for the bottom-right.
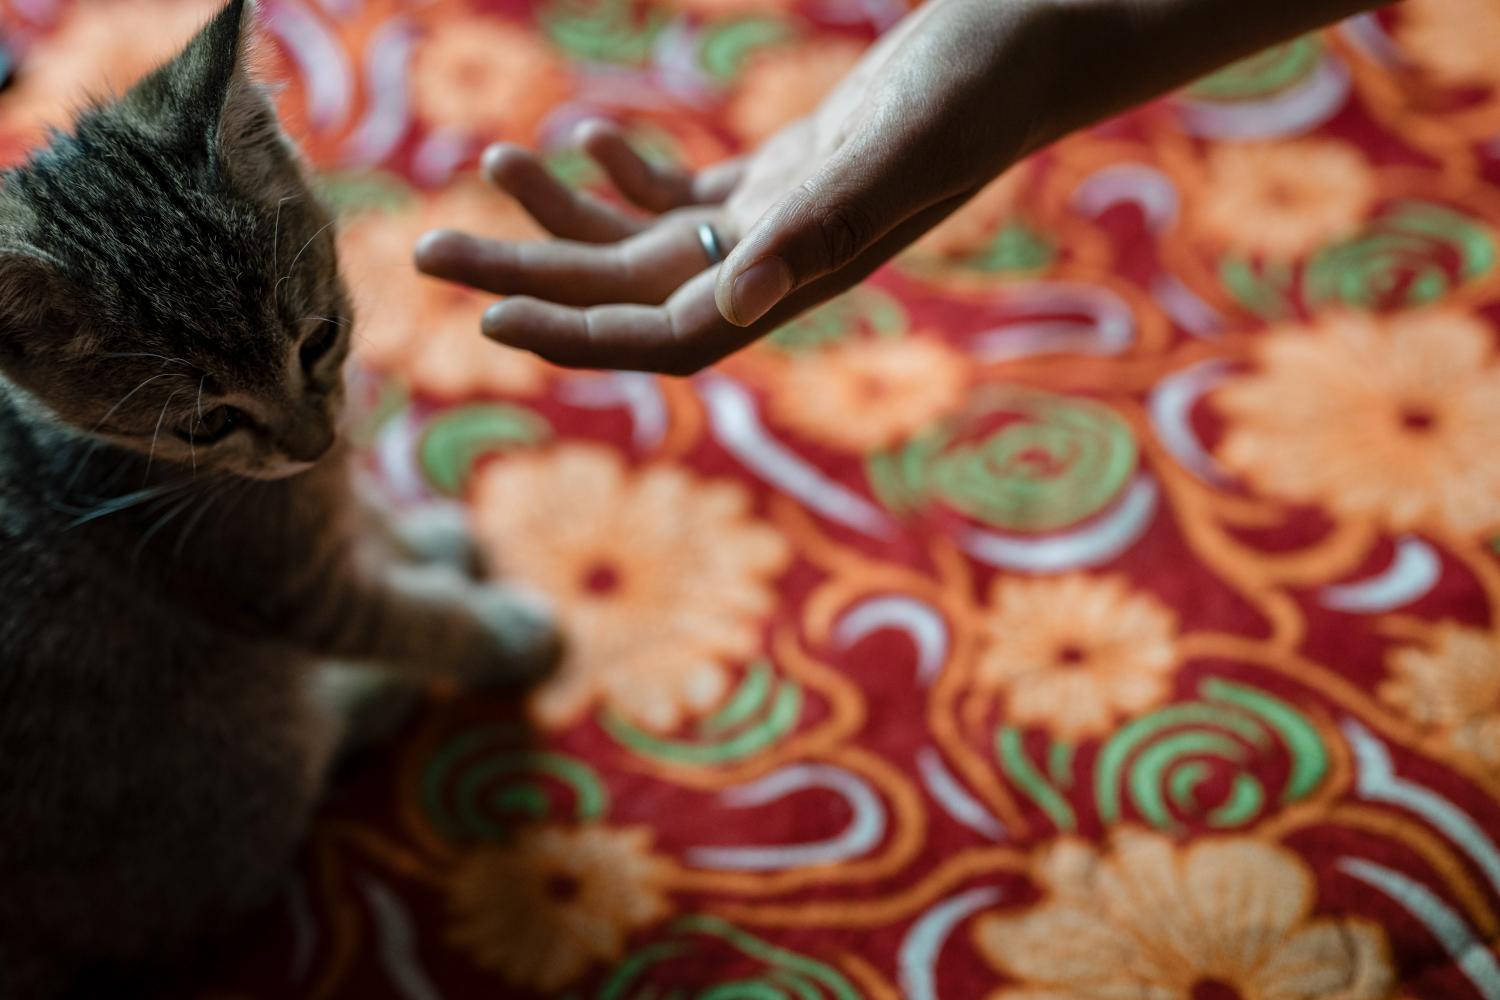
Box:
(4, 1), (1500, 997)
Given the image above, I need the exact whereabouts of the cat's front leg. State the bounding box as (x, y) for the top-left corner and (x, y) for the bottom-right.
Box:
(281, 556), (561, 688)
(352, 475), (486, 577)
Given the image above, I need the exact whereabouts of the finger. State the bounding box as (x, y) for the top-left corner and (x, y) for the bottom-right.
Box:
(480, 199), (963, 375)
(414, 214), (722, 306)
(693, 157), (747, 203)
(480, 143), (643, 244)
(713, 129), (949, 327)
(575, 120), (745, 213)
(483, 269), (753, 375)
(575, 121), (697, 214)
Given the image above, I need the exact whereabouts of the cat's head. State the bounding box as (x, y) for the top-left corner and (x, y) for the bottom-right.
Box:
(0, 0), (351, 480)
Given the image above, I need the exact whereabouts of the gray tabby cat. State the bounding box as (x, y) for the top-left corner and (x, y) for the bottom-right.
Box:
(0, 2), (558, 994)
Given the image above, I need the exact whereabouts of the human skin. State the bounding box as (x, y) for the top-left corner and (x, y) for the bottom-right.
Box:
(414, 0), (1386, 375)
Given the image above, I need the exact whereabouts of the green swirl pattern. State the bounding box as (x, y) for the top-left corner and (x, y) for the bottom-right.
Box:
(699, 18), (793, 82)
(600, 916), (861, 1000)
(542, 0), (665, 66)
(997, 678), (1328, 833)
(1304, 201), (1497, 308)
(1093, 678), (1327, 831)
(419, 403), (550, 495)
(315, 169), (415, 217)
(423, 726), (608, 841)
(1186, 34), (1323, 102)
(868, 387), (1137, 533)
(766, 287), (908, 352)
(602, 661), (803, 766)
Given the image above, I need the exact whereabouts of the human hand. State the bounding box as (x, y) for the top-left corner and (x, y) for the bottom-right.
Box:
(414, 0), (1056, 374)
(413, 0), (1383, 374)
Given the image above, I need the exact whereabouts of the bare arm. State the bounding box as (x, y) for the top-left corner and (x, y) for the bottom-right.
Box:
(415, 0), (1388, 374)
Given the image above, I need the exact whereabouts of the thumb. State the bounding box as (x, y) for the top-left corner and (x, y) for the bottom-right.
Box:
(715, 145), (924, 328)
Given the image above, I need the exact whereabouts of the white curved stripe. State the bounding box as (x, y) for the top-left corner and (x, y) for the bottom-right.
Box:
(569, 74), (678, 114)
(834, 596), (949, 685)
(561, 372), (667, 449)
(1339, 858), (1500, 1000)
(1339, 13), (1403, 67)
(917, 748), (1005, 841)
(974, 283), (1135, 361)
(1176, 55), (1349, 139)
(687, 765), (886, 871)
(285, 878), (317, 984)
(1149, 360), (1233, 486)
(340, 18), (415, 168)
(1073, 163), (1180, 232)
(1322, 536), (1441, 612)
(11, 0), (53, 23)
(701, 376), (897, 539)
(412, 127), (473, 189)
(317, 0), (360, 15)
(863, 0), (909, 30)
(265, 0), (353, 132)
(653, 19), (712, 97)
(1150, 273), (1223, 338)
(899, 888), (1004, 1000)
(374, 406), (431, 504)
(1344, 720), (1500, 895)
(362, 877), (445, 1000)
(960, 475), (1158, 572)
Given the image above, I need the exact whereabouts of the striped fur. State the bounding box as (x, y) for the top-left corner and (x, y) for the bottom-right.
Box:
(0, 4), (557, 995)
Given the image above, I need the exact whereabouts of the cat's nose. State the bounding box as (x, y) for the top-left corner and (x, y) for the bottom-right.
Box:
(278, 422), (336, 463)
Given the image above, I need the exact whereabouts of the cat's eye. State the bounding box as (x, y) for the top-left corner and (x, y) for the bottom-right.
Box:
(178, 405), (243, 444)
(298, 319), (342, 371)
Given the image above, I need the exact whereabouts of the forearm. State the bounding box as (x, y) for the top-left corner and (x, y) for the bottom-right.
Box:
(1029, 0), (1390, 151)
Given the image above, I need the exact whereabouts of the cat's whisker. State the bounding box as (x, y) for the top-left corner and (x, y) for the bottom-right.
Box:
(272, 194), (298, 273)
(62, 371), (187, 494)
(64, 477), (198, 529)
(145, 388), (184, 482)
(101, 352), (192, 368)
(190, 375), (207, 474)
(132, 489), (202, 564)
(172, 486), (224, 561)
(90, 371), (187, 436)
(277, 219), (337, 302)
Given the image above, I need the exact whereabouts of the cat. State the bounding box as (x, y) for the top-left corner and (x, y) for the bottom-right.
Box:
(0, 2), (559, 994)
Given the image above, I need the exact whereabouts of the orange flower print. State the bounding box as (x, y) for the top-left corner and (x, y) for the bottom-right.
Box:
(725, 38), (865, 145)
(974, 574), (1178, 740)
(1382, 624), (1500, 768)
(1214, 309), (1500, 536)
(470, 445), (791, 733)
(766, 335), (968, 452)
(913, 167), (1029, 259)
(974, 831), (1394, 1000)
(1191, 140), (1377, 259)
(671, 0), (800, 16)
(410, 16), (570, 141)
(339, 177), (550, 399)
(1394, 0), (1500, 91)
(0, 0), (224, 141)
(446, 824), (672, 992)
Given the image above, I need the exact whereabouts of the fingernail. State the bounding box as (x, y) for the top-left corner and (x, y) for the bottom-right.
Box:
(728, 257), (791, 327)
(481, 303), (508, 338)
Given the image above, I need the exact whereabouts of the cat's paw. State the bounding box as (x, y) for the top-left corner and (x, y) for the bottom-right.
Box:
(311, 662), (422, 762)
(391, 502), (485, 577)
(462, 584), (563, 688)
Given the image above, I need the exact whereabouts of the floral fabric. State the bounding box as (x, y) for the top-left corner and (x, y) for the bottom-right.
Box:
(4, 1), (1500, 997)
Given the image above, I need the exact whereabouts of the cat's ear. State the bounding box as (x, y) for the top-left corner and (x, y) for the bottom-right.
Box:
(0, 244), (79, 364)
(124, 0), (297, 197)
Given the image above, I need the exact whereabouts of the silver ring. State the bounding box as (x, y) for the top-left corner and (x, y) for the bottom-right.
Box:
(696, 222), (726, 265)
